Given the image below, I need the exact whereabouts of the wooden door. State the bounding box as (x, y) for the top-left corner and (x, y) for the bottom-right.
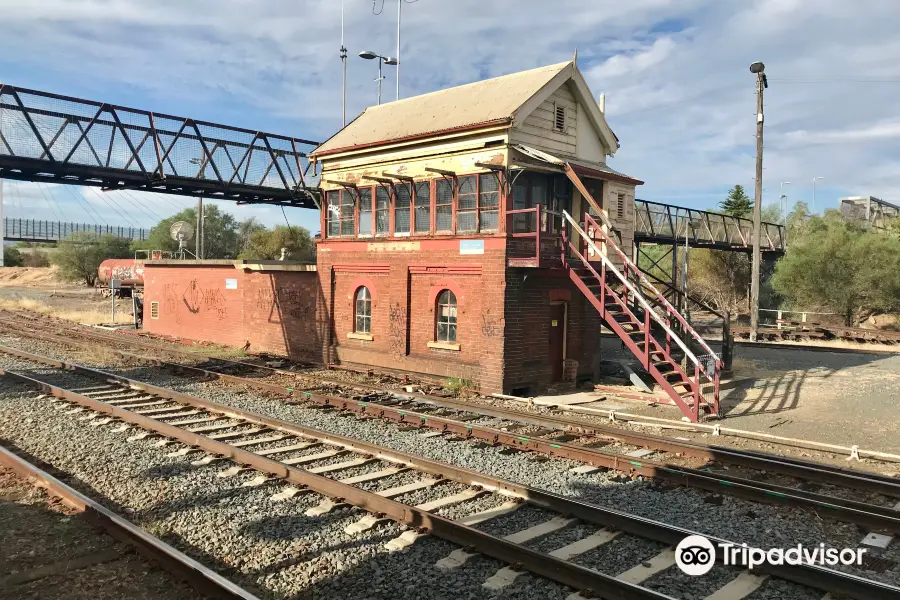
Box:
(549, 303), (566, 382)
(580, 178), (606, 262)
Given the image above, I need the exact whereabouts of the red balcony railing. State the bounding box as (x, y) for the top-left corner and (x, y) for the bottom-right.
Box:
(506, 204), (565, 268)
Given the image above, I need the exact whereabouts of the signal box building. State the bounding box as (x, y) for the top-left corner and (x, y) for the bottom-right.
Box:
(310, 60), (640, 395)
(147, 61), (710, 404)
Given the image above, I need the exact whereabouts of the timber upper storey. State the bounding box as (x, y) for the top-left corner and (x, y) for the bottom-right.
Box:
(311, 60), (642, 259)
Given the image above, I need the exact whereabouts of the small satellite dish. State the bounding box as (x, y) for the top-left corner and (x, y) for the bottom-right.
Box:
(170, 221), (194, 242)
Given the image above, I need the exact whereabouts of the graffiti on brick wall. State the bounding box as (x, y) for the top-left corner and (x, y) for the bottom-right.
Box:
(182, 279), (227, 320)
(163, 283), (181, 324)
(388, 302), (406, 358)
(481, 310), (502, 338)
(255, 285), (313, 328)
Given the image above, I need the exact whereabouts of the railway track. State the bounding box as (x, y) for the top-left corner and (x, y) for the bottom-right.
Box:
(0, 440), (257, 599)
(2, 320), (900, 537)
(0, 345), (897, 600)
(732, 324), (900, 346)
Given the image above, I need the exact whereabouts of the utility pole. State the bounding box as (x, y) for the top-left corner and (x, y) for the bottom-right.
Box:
(341, 0), (347, 126)
(749, 61), (767, 342)
(396, 0), (401, 101)
(195, 196), (203, 259)
(0, 179), (4, 267)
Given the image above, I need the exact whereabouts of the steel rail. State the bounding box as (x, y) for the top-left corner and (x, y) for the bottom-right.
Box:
(0, 348), (897, 599)
(3, 321), (900, 505)
(0, 363), (667, 600)
(143, 353), (900, 534)
(0, 443), (259, 599)
(3, 318), (899, 496)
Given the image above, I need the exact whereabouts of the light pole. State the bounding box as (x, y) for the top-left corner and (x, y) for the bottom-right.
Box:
(780, 181), (791, 226)
(396, 0), (401, 101)
(359, 51), (398, 105)
(340, 0), (347, 127)
(749, 60), (768, 342)
(812, 176), (823, 214)
(190, 157), (207, 259)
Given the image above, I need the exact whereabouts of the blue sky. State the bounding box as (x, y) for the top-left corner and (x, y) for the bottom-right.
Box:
(2, 0), (899, 232)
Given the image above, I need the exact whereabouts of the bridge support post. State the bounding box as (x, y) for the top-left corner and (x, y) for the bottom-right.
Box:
(0, 179), (4, 267)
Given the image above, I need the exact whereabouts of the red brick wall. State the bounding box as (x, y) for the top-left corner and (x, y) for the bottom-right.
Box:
(503, 271), (602, 394)
(144, 266), (246, 347)
(144, 266), (324, 361)
(317, 237), (507, 391)
(142, 246), (605, 395)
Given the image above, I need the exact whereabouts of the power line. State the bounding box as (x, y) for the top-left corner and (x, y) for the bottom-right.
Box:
(85, 186), (144, 229)
(34, 182), (64, 220)
(62, 186), (107, 225)
(120, 189), (166, 223)
(46, 184), (98, 225)
(150, 192), (190, 213)
(771, 78), (900, 84)
(372, 0), (384, 14)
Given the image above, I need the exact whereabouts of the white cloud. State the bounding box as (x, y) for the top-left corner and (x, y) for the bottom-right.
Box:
(587, 37), (677, 80)
(1, 0), (900, 218)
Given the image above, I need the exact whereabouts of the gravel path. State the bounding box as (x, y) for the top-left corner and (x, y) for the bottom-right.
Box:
(0, 337), (896, 598)
(0, 463), (204, 600)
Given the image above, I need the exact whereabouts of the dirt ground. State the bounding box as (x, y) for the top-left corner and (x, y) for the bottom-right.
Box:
(593, 338), (900, 455)
(0, 460), (203, 599)
(0, 267), (136, 325)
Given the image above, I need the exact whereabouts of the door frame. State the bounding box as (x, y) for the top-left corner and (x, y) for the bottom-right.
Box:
(549, 301), (569, 381)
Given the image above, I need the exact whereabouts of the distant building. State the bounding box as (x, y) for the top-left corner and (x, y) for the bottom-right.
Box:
(840, 196), (900, 229)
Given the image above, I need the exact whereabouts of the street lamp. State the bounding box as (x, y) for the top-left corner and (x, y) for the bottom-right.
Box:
(812, 176), (824, 214)
(190, 156), (206, 259)
(359, 50), (398, 105)
(780, 181), (791, 226)
(748, 60), (767, 342)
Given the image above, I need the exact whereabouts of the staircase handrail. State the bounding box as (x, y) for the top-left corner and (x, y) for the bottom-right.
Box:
(563, 210), (709, 376)
(581, 212), (721, 364)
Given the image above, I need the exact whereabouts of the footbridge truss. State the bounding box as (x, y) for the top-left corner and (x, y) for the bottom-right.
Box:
(0, 84), (320, 208)
(634, 199), (785, 253)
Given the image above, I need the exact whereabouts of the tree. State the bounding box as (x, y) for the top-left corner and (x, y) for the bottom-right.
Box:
(771, 213), (900, 325)
(134, 205), (241, 258)
(238, 217), (266, 251)
(689, 249), (750, 315)
(719, 185), (753, 217)
(238, 225), (315, 262)
(3, 247), (24, 267)
(53, 233), (132, 286)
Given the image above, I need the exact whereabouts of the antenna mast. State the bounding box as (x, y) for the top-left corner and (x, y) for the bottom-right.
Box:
(396, 0), (401, 101)
(341, 0), (348, 126)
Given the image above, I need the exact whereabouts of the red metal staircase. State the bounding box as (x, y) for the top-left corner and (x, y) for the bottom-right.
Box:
(561, 210), (721, 422)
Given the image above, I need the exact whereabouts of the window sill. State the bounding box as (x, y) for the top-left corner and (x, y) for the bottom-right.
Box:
(347, 332), (374, 341)
(427, 341), (460, 351)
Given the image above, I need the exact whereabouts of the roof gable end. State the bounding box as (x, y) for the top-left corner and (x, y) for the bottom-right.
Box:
(509, 63), (619, 156)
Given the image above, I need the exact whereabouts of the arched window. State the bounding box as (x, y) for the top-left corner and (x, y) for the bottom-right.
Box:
(354, 287), (371, 334)
(436, 290), (457, 343)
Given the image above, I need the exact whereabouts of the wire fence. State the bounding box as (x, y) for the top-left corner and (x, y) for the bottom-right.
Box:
(3, 218), (148, 242)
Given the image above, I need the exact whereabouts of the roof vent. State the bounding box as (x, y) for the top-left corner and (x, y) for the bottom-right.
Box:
(554, 104), (566, 132)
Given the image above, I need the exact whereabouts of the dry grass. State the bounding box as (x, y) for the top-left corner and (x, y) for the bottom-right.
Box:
(0, 297), (135, 325)
(743, 336), (900, 354)
(0, 266), (67, 287)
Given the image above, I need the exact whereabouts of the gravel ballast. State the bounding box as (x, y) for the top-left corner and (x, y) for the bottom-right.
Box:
(0, 336), (896, 598)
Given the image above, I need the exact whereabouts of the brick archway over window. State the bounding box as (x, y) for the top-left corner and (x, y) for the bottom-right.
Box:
(428, 280), (465, 313)
(347, 277), (378, 307)
(549, 289), (571, 302)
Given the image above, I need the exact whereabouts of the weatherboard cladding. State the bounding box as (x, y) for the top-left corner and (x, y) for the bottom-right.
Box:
(312, 61), (572, 156)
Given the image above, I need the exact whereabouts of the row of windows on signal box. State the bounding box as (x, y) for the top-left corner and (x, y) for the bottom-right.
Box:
(353, 286), (457, 344)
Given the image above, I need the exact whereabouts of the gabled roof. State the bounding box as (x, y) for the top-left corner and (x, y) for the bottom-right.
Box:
(312, 61), (619, 158)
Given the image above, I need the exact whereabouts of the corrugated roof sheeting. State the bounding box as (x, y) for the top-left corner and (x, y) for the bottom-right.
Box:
(313, 61), (572, 156)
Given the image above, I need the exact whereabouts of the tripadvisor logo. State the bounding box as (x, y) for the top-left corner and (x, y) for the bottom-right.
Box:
(676, 535), (716, 576)
(675, 534), (867, 576)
